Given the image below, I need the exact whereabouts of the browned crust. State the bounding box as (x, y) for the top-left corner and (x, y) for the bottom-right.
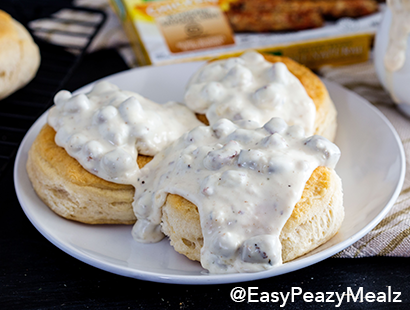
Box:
(0, 10), (41, 100)
(196, 113), (209, 126)
(286, 166), (331, 229)
(0, 10), (17, 39)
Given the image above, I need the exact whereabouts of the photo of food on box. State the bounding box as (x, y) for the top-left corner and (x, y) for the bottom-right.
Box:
(110, 0), (384, 68)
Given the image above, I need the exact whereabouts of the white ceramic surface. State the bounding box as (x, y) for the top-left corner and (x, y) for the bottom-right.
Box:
(14, 62), (405, 284)
(374, 5), (410, 115)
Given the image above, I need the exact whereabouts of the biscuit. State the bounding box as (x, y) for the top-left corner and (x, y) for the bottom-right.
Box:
(161, 166), (344, 263)
(0, 10), (40, 100)
(26, 124), (152, 224)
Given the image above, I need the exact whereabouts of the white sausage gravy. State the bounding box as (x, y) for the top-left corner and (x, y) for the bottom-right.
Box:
(184, 51), (316, 135)
(47, 71), (340, 273)
(48, 81), (202, 184)
(132, 118), (340, 273)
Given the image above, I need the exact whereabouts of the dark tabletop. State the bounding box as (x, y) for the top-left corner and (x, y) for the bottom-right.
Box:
(2, 1), (410, 309)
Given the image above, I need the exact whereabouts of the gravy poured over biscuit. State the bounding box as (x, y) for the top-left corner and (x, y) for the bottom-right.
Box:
(48, 81), (202, 184)
(184, 51), (316, 135)
(132, 118), (340, 273)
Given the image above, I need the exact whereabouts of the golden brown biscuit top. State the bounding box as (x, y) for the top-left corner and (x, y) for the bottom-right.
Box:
(285, 166), (331, 229)
(0, 10), (18, 41)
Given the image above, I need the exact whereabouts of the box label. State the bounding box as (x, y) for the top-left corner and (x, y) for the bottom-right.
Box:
(140, 0), (235, 53)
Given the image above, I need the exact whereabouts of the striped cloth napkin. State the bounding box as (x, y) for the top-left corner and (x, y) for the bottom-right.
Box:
(319, 61), (410, 258)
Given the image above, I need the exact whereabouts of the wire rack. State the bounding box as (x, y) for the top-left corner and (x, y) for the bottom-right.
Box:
(0, 6), (106, 179)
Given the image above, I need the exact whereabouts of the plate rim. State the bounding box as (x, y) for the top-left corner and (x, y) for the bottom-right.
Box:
(13, 64), (406, 285)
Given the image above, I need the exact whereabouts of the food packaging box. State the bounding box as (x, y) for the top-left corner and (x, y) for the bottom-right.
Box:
(110, 0), (384, 68)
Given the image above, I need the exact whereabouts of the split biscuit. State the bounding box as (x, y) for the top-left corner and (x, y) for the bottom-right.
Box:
(26, 124), (152, 224)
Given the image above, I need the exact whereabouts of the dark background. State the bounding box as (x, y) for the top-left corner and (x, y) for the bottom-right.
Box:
(1, 1), (410, 309)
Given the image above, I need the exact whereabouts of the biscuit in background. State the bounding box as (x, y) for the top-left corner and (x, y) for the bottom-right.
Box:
(0, 10), (40, 100)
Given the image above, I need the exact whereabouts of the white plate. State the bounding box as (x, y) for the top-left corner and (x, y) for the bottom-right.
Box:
(14, 62), (405, 284)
